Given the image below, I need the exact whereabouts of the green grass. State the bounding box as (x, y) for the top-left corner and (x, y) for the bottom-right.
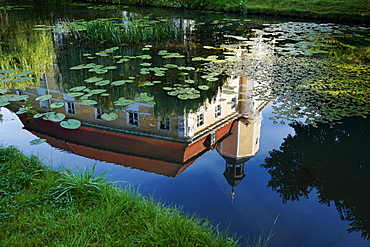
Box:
(0, 145), (241, 246)
(81, 0), (369, 22)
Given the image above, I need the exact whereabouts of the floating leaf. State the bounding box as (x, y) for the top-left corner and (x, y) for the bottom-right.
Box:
(79, 100), (98, 105)
(198, 85), (210, 90)
(0, 89), (7, 93)
(114, 99), (135, 106)
(50, 102), (65, 109)
(95, 80), (111, 86)
(16, 107), (32, 114)
(89, 89), (107, 94)
(103, 66), (117, 70)
(177, 94), (189, 100)
(94, 69), (109, 74)
(101, 112), (118, 121)
(36, 94), (52, 101)
(60, 119), (81, 129)
(70, 65), (85, 70)
(111, 80), (127, 86)
(6, 95), (29, 101)
(33, 113), (45, 118)
(167, 91), (178, 96)
(84, 77), (103, 83)
(29, 139), (46, 145)
(192, 57), (204, 61)
(70, 86), (87, 92)
(67, 92), (84, 97)
(44, 112), (66, 122)
(164, 64), (178, 68)
(141, 82), (155, 86)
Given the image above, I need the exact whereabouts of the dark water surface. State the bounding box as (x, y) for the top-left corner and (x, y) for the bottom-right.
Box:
(1, 1), (370, 246)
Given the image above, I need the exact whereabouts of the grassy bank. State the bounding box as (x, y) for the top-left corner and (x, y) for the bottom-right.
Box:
(82, 0), (370, 22)
(0, 145), (240, 246)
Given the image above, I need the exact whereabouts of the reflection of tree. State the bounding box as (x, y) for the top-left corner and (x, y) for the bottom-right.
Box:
(261, 117), (370, 239)
(0, 13), (55, 89)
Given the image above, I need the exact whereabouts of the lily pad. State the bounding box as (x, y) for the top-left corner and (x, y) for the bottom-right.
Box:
(95, 80), (111, 86)
(114, 99), (135, 106)
(44, 112), (66, 122)
(103, 66), (117, 70)
(60, 119), (81, 129)
(35, 94), (52, 101)
(89, 89), (107, 94)
(67, 92), (84, 97)
(33, 113), (45, 118)
(198, 85), (210, 90)
(101, 112), (118, 121)
(70, 86), (87, 91)
(29, 138), (47, 145)
(84, 77), (103, 83)
(6, 95), (29, 101)
(111, 80), (127, 86)
(50, 102), (65, 109)
(79, 100), (98, 105)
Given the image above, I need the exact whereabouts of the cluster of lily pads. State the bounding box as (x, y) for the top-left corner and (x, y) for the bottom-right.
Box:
(65, 43), (226, 106)
(205, 21), (370, 126)
(0, 68), (85, 135)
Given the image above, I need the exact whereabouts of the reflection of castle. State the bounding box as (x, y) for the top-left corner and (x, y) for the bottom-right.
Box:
(11, 70), (267, 199)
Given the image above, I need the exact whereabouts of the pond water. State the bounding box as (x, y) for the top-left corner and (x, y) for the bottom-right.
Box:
(1, 2), (370, 246)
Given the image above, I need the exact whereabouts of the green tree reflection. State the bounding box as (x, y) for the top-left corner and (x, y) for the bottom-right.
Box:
(261, 117), (370, 239)
(0, 16), (55, 89)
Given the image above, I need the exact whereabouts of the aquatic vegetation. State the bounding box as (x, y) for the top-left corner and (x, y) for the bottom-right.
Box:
(60, 119), (82, 129)
(29, 138), (47, 145)
(60, 18), (176, 44)
(204, 22), (370, 126)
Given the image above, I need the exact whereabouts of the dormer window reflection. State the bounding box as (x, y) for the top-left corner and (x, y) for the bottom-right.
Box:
(95, 108), (105, 120)
(65, 101), (76, 115)
(127, 111), (139, 126)
(159, 117), (170, 131)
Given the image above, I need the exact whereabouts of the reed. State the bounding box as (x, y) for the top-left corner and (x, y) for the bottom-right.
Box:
(82, 20), (176, 44)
